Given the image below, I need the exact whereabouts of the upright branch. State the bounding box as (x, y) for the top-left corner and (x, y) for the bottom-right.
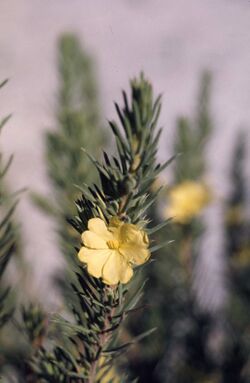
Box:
(222, 132), (250, 383)
(31, 33), (104, 267)
(32, 74), (171, 382)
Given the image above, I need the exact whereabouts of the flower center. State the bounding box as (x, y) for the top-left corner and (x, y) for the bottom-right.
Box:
(107, 239), (120, 250)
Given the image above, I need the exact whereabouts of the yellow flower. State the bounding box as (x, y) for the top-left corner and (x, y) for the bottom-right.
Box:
(78, 217), (150, 285)
(165, 181), (211, 224)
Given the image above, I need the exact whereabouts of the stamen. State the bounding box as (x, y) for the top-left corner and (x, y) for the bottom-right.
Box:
(107, 239), (119, 250)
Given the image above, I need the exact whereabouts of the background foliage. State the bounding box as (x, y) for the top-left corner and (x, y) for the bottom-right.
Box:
(0, 33), (249, 383)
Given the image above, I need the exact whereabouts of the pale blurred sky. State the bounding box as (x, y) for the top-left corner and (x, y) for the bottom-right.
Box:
(0, 0), (249, 303)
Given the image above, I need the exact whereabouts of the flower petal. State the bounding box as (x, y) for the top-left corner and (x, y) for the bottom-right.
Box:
(82, 231), (108, 249)
(119, 245), (150, 265)
(120, 223), (148, 247)
(88, 218), (113, 240)
(101, 252), (120, 285)
(119, 263), (133, 284)
(78, 247), (112, 278)
(119, 223), (138, 243)
(102, 251), (133, 285)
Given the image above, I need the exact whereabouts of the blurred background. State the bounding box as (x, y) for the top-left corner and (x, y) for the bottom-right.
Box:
(0, 1), (250, 381)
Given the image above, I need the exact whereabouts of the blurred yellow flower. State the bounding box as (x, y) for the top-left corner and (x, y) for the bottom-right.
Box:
(165, 181), (211, 224)
(78, 217), (150, 285)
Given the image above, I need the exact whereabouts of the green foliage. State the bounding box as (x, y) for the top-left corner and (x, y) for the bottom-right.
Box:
(0, 197), (15, 329)
(222, 132), (250, 383)
(126, 72), (216, 382)
(21, 304), (47, 348)
(31, 36), (168, 381)
(31, 33), (104, 267)
(1, 42), (248, 383)
(174, 71), (212, 182)
(30, 73), (168, 382)
(0, 80), (18, 379)
(47, 33), (103, 196)
(31, 35), (106, 312)
(0, 80), (16, 330)
(3, 304), (48, 382)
